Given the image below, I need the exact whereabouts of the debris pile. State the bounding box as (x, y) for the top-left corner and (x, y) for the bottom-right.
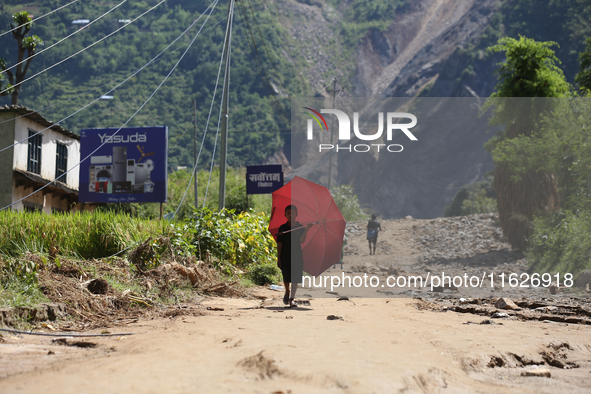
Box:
(437, 296), (591, 325)
(28, 246), (244, 329)
(412, 214), (516, 264)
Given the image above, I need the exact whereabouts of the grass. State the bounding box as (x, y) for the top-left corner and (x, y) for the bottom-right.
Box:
(0, 210), (165, 311)
(0, 280), (49, 308)
(0, 253), (49, 308)
(0, 207), (277, 321)
(0, 210), (164, 259)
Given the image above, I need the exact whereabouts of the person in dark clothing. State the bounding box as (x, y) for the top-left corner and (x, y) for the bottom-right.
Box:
(276, 205), (311, 307)
(367, 214), (381, 255)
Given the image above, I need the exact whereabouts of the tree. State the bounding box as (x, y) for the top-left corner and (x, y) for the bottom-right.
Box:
(0, 11), (43, 105)
(485, 36), (571, 250)
(576, 37), (591, 94)
(484, 39), (591, 273)
(487, 36), (571, 98)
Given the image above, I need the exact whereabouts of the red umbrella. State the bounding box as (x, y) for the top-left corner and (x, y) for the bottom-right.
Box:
(269, 176), (346, 277)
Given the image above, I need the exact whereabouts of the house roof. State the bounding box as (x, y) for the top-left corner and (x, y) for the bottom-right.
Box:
(0, 105), (80, 140)
(14, 169), (78, 196)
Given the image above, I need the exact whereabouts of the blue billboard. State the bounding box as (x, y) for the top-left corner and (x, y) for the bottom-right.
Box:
(246, 164), (283, 194)
(79, 127), (168, 203)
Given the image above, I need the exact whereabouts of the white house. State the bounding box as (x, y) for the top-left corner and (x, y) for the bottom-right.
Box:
(0, 105), (84, 213)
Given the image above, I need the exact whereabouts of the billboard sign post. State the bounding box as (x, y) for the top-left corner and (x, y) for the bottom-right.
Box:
(246, 165), (284, 196)
(79, 127), (168, 204)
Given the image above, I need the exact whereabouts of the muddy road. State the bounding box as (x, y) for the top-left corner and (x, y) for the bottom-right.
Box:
(1, 215), (590, 393)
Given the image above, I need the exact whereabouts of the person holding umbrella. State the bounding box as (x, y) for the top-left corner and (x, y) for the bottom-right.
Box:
(269, 176), (346, 305)
(276, 205), (312, 308)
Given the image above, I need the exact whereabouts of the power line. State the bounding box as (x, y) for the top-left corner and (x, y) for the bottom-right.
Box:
(203, 2), (235, 211)
(168, 128), (291, 145)
(0, 15), (226, 130)
(217, 0), (234, 210)
(0, 75), (124, 128)
(171, 0), (292, 176)
(1, 0), (128, 76)
(1, 7), (223, 154)
(267, 0), (308, 88)
(235, 4), (277, 107)
(1, 0), (219, 212)
(203, 98), (224, 210)
(0, 0), (80, 38)
(0, 15), (225, 135)
(244, 0), (289, 95)
(173, 2), (232, 218)
(0, 0), (167, 96)
(235, 0), (289, 122)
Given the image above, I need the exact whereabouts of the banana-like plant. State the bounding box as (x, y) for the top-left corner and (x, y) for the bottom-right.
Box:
(0, 11), (44, 105)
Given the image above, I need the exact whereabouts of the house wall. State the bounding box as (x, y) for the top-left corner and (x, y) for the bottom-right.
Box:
(48, 192), (71, 212)
(11, 182), (73, 213)
(0, 113), (15, 210)
(12, 181), (44, 211)
(13, 117), (80, 189)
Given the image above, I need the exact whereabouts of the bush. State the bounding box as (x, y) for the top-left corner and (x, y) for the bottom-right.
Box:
(527, 210), (591, 275)
(182, 208), (276, 270)
(248, 262), (281, 285)
(160, 167), (272, 220)
(330, 185), (368, 221)
(0, 255), (49, 308)
(444, 177), (497, 216)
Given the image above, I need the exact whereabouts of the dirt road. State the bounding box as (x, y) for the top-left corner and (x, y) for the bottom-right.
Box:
(2, 294), (591, 393)
(2, 216), (591, 393)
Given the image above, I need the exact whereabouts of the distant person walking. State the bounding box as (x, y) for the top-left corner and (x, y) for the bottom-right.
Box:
(367, 214), (381, 255)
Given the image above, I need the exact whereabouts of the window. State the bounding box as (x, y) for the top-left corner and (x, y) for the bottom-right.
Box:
(27, 130), (42, 174)
(55, 142), (68, 182)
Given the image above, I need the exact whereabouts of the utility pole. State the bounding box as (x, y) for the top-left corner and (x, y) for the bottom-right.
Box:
(218, 0), (234, 210)
(327, 78), (337, 190)
(193, 99), (198, 208)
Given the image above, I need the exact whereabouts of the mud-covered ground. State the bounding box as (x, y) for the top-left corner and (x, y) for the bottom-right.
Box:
(327, 214), (590, 303)
(1, 214), (591, 393)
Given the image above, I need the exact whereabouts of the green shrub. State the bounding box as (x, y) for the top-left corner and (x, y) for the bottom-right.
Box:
(248, 262), (281, 286)
(183, 208), (276, 269)
(527, 210), (591, 275)
(444, 177), (497, 216)
(0, 255), (48, 308)
(460, 187), (497, 215)
(330, 184), (368, 221)
(157, 167), (273, 220)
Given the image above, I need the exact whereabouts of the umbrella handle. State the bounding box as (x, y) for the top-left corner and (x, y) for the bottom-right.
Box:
(276, 221), (319, 235)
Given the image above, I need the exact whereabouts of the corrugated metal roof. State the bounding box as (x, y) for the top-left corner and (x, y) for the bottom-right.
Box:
(0, 105), (80, 140)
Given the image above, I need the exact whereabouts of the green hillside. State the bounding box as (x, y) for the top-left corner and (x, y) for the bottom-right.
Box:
(1, 0), (590, 173)
(0, 0), (307, 169)
(457, 0), (591, 92)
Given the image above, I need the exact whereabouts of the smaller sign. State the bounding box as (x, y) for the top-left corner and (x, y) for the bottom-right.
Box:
(246, 165), (283, 195)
